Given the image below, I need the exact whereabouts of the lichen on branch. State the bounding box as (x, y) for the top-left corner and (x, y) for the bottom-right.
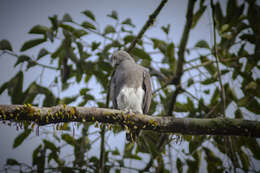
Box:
(0, 104), (259, 138)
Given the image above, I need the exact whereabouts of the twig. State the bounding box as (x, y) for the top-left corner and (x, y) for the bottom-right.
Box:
(126, 0), (168, 52)
(183, 60), (214, 72)
(210, 0), (226, 117)
(72, 21), (114, 41)
(1, 50), (58, 70)
(149, 66), (169, 83)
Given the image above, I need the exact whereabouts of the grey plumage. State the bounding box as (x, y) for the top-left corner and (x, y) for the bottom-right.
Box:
(110, 50), (152, 141)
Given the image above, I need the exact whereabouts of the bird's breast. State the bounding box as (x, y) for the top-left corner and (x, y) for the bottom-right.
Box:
(116, 86), (144, 114)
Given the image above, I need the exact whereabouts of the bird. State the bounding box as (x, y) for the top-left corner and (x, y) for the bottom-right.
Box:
(110, 50), (152, 142)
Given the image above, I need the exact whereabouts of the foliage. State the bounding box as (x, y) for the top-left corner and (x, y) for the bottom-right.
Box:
(1, 0), (260, 172)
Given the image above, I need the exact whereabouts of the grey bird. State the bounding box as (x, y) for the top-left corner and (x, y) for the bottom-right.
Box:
(110, 50), (152, 141)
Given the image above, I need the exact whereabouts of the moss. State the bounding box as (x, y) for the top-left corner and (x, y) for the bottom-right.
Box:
(95, 121), (99, 128)
(70, 107), (76, 116)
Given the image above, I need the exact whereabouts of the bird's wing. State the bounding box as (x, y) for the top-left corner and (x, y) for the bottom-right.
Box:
(142, 70), (152, 114)
(110, 71), (118, 109)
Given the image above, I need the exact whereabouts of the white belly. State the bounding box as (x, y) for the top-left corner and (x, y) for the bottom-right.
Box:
(117, 86), (144, 114)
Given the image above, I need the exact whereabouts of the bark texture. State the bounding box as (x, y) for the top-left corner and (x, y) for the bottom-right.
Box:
(0, 104), (259, 137)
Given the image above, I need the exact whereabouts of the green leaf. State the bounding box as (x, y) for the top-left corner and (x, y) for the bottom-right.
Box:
(60, 24), (75, 32)
(73, 29), (88, 38)
(203, 147), (223, 172)
(235, 109), (243, 118)
(48, 15), (59, 30)
(187, 152), (199, 173)
(210, 88), (220, 105)
(23, 82), (41, 104)
(43, 139), (58, 152)
(161, 24), (170, 35)
(51, 42), (64, 59)
(14, 55), (31, 67)
(48, 152), (60, 164)
(0, 82), (8, 95)
(13, 129), (32, 148)
(122, 18), (135, 27)
(150, 38), (167, 53)
(123, 35), (135, 44)
(20, 38), (46, 52)
(23, 82), (56, 106)
(195, 40), (209, 49)
(104, 25), (116, 35)
(32, 145), (42, 166)
(80, 88), (90, 96)
(59, 96), (78, 104)
(111, 148), (120, 155)
(176, 158), (183, 173)
(61, 134), (74, 145)
(174, 102), (189, 112)
(201, 77), (217, 85)
(25, 59), (36, 70)
(166, 42), (176, 70)
(246, 98), (260, 114)
(124, 143), (141, 160)
(29, 25), (48, 35)
(107, 10), (118, 20)
(5, 71), (24, 104)
(132, 47), (151, 60)
(214, 2), (223, 28)
(220, 24), (230, 33)
(166, 42), (175, 59)
(187, 78), (194, 87)
(200, 56), (216, 75)
(62, 13), (73, 22)
(91, 41), (101, 51)
(37, 48), (49, 60)
(245, 138), (260, 160)
(238, 150), (250, 171)
(6, 158), (20, 166)
(81, 21), (96, 30)
(189, 136), (203, 153)
(0, 39), (12, 51)
(192, 5), (207, 28)
(81, 10), (96, 21)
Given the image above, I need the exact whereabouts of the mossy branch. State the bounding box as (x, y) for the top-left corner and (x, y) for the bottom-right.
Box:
(0, 104), (260, 138)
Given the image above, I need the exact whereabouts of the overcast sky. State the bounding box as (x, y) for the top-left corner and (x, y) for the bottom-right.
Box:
(0, 0), (216, 170)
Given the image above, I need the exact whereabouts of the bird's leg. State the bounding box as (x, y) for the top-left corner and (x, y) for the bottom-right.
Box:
(124, 109), (133, 115)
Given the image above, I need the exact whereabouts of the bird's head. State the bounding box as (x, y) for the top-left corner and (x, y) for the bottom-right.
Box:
(111, 50), (135, 67)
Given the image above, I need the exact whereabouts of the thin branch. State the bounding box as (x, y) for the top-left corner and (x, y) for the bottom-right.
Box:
(167, 0), (196, 116)
(0, 104), (260, 137)
(210, 0), (226, 117)
(145, 1), (197, 171)
(1, 50), (59, 70)
(149, 66), (169, 83)
(73, 22), (114, 41)
(184, 60), (214, 72)
(126, 0), (168, 52)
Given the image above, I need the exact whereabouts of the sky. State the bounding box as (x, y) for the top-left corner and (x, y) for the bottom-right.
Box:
(0, 0), (224, 171)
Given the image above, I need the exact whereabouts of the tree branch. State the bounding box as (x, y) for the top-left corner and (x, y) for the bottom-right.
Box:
(126, 0), (168, 52)
(2, 50), (59, 70)
(210, 0), (226, 117)
(167, 0), (196, 116)
(0, 104), (259, 137)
